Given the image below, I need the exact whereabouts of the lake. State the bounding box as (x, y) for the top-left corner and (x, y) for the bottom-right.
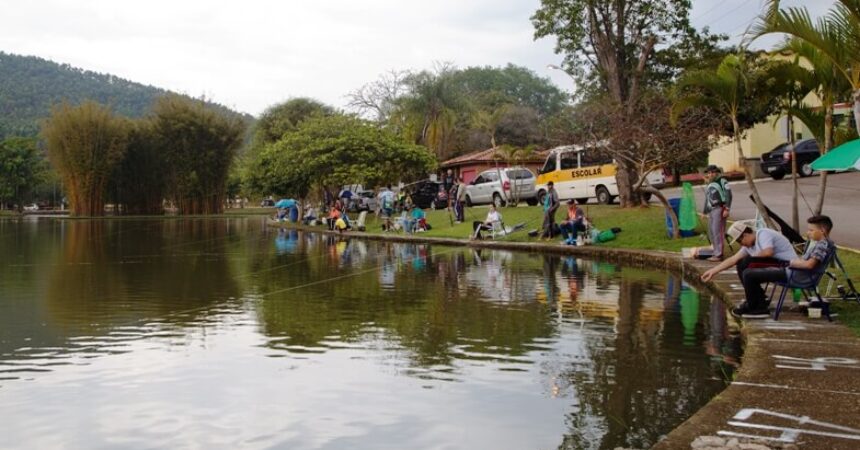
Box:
(0, 218), (739, 449)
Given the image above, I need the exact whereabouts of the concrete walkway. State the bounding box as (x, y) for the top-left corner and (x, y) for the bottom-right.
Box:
(654, 258), (860, 450)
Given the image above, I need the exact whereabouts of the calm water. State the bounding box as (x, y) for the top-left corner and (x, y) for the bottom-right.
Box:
(0, 218), (739, 450)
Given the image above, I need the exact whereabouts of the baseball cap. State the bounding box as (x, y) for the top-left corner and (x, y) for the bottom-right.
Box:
(726, 221), (753, 245)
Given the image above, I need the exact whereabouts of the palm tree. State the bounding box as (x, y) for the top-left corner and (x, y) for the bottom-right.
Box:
(779, 37), (851, 215)
(671, 54), (777, 229)
(748, 0), (860, 137)
(763, 59), (816, 230)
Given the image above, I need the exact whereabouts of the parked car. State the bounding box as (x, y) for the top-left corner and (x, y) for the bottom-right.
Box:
(260, 198), (275, 207)
(760, 139), (820, 180)
(406, 181), (448, 210)
(353, 190), (378, 212)
(465, 167), (539, 207)
(23, 203), (39, 211)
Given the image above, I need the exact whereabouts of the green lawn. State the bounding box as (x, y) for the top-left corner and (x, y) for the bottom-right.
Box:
(344, 202), (860, 334)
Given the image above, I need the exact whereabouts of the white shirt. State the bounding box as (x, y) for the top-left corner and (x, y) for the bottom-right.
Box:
(486, 210), (501, 223)
(740, 228), (797, 262)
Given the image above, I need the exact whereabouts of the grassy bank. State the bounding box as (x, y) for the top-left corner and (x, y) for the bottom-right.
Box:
(315, 203), (860, 334)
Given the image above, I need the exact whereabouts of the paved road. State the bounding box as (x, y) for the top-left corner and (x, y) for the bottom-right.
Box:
(661, 171), (860, 249)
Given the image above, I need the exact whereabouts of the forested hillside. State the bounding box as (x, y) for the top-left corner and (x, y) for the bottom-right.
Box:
(0, 52), (251, 139)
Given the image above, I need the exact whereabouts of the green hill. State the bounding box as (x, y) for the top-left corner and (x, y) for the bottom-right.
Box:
(0, 51), (252, 139)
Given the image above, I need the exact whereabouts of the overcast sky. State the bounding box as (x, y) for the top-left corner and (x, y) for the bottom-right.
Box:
(1, 0), (832, 116)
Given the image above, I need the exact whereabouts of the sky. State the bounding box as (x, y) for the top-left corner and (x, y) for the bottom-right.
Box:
(0, 0), (833, 116)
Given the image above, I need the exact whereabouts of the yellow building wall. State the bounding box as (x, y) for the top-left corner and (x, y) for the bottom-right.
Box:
(708, 115), (815, 172)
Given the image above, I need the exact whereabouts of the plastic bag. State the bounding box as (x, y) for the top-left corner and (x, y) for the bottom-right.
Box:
(679, 182), (698, 232)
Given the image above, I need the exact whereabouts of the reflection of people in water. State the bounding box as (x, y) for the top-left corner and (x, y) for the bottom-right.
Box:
(706, 297), (740, 368)
(561, 256), (583, 304)
(274, 228), (299, 255)
(542, 256), (560, 304)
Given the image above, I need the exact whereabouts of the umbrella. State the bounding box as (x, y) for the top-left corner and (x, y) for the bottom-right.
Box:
(810, 139), (860, 171)
(274, 199), (295, 208)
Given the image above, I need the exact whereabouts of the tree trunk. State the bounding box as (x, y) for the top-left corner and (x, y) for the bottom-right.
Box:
(732, 116), (777, 229)
(614, 158), (639, 207)
(854, 88), (860, 137)
(814, 104), (833, 215)
(641, 185), (679, 239)
(788, 115), (799, 232)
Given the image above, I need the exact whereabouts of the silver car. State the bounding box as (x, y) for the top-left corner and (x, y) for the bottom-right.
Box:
(464, 167), (539, 207)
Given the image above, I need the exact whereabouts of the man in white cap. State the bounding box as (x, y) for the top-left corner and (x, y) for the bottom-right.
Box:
(701, 221), (797, 317)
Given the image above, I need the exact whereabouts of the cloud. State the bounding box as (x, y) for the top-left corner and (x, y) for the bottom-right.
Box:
(0, 0), (833, 115)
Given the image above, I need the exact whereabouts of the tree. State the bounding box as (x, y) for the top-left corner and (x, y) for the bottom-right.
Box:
(749, 0), (860, 136)
(0, 137), (47, 211)
(493, 144), (536, 206)
(390, 65), (463, 159)
(108, 120), (167, 215)
(672, 54), (777, 229)
(352, 64), (566, 158)
(531, 0), (721, 206)
(347, 70), (410, 122)
(42, 101), (128, 216)
(250, 98), (335, 151)
(151, 95), (246, 215)
(248, 115), (436, 203)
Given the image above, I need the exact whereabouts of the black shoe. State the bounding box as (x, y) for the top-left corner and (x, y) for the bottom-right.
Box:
(732, 304), (769, 319)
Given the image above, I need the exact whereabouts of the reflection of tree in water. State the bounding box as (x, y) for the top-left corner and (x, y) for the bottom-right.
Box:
(254, 240), (558, 373)
(45, 220), (240, 333)
(554, 277), (734, 450)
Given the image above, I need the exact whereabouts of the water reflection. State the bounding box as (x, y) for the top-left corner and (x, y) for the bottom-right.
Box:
(0, 220), (740, 450)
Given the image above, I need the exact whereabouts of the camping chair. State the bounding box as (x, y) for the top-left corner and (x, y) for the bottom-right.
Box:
(770, 245), (838, 321)
(354, 211), (367, 232)
(754, 195), (859, 302)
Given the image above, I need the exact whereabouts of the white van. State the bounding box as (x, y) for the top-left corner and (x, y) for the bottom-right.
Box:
(535, 145), (664, 204)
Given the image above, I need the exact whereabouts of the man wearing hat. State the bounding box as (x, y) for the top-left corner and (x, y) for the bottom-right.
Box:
(701, 165), (732, 261)
(701, 221), (797, 317)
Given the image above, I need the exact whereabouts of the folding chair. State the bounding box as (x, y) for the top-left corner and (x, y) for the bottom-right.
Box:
(771, 245), (837, 321)
(489, 220), (507, 239)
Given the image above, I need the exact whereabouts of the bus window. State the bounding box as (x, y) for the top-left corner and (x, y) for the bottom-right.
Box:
(560, 154), (577, 170)
(580, 150), (613, 167)
(539, 156), (556, 174)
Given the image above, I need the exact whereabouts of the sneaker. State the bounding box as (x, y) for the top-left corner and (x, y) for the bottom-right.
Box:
(731, 304), (769, 319)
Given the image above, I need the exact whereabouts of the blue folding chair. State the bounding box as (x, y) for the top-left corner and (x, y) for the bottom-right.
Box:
(771, 245), (837, 321)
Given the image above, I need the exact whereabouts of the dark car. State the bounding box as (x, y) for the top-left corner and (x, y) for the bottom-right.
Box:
(407, 180), (448, 210)
(760, 139), (820, 180)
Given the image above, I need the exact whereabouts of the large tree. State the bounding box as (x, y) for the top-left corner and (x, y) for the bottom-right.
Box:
(151, 95), (246, 215)
(0, 137), (47, 211)
(108, 120), (167, 215)
(532, 0), (722, 206)
(248, 115), (436, 202)
(42, 101), (128, 216)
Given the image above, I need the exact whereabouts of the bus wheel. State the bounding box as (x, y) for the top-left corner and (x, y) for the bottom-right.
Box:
(596, 186), (611, 205)
(641, 192), (652, 203)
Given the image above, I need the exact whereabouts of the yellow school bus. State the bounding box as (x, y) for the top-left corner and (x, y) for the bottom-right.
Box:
(535, 145), (664, 205)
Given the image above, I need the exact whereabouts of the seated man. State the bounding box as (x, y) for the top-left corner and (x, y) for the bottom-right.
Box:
(410, 206), (427, 232)
(327, 207), (341, 231)
(303, 206), (317, 225)
(559, 199), (587, 245)
(472, 205), (502, 240)
(701, 219), (809, 317)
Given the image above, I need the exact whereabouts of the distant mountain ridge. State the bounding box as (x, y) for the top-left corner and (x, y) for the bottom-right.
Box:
(0, 51), (252, 139)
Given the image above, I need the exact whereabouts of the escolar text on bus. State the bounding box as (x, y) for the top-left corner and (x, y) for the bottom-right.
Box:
(569, 167), (603, 178)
